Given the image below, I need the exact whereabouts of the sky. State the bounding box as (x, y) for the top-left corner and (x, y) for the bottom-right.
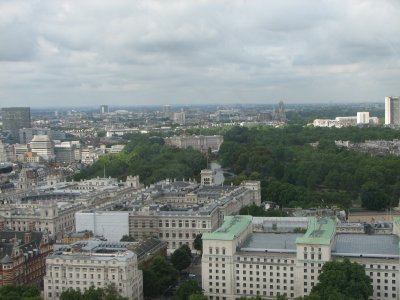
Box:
(0, 0), (399, 107)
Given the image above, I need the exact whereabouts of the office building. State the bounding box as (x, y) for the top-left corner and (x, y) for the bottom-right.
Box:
(202, 216), (400, 300)
(1, 107), (31, 143)
(385, 96), (400, 125)
(44, 241), (143, 300)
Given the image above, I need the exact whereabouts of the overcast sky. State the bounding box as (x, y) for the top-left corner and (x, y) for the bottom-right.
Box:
(0, 0), (399, 107)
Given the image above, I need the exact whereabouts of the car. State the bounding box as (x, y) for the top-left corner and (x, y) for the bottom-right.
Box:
(188, 273), (196, 279)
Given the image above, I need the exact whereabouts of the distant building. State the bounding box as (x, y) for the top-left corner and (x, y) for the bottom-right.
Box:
(0, 230), (52, 286)
(385, 96), (400, 125)
(164, 135), (224, 153)
(100, 105), (109, 114)
(30, 135), (55, 162)
(163, 105), (172, 119)
(1, 107), (31, 143)
(44, 241), (143, 300)
(19, 128), (66, 144)
(357, 112), (370, 124)
(54, 142), (76, 164)
(173, 111), (186, 125)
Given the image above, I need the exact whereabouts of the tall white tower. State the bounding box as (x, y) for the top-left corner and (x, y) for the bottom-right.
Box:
(385, 96), (400, 125)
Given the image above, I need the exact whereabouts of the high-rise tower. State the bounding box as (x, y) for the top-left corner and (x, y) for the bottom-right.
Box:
(1, 107), (31, 143)
(385, 96), (400, 125)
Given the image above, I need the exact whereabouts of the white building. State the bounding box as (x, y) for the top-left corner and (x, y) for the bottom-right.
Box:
(202, 215), (400, 300)
(30, 135), (55, 162)
(385, 96), (400, 125)
(357, 112), (370, 124)
(44, 241), (143, 300)
(76, 210), (130, 241)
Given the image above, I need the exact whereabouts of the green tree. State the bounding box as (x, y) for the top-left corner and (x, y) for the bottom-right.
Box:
(120, 234), (135, 242)
(188, 293), (208, 300)
(171, 246), (192, 271)
(173, 280), (202, 300)
(60, 288), (83, 300)
(0, 285), (42, 300)
(143, 256), (179, 297)
(309, 259), (372, 300)
(193, 234), (203, 253)
(361, 181), (389, 210)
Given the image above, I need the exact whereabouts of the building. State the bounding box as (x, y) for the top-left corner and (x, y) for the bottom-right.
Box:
(357, 112), (370, 124)
(54, 142), (76, 164)
(385, 96), (400, 125)
(76, 210), (130, 242)
(163, 105), (172, 119)
(44, 241), (143, 300)
(1, 107), (31, 143)
(173, 111), (186, 125)
(128, 177), (261, 253)
(100, 105), (109, 114)
(30, 135), (55, 162)
(19, 128), (66, 144)
(0, 230), (52, 286)
(164, 135), (224, 153)
(202, 215), (400, 300)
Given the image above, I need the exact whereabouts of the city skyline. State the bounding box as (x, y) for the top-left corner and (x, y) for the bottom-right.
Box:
(0, 0), (399, 107)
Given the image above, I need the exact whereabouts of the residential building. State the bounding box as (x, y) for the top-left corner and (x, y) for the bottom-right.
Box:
(385, 96), (400, 125)
(0, 230), (52, 286)
(44, 241), (143, 300)
(202, 216), (400, 300)
(1, 107), (31, 143)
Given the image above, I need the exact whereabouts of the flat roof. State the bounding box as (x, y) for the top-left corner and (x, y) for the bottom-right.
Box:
(240, 233), (303, 253)
(333, 234), (400, 258)
(202, 215), (252, 241)
(296, 217), (336, 245)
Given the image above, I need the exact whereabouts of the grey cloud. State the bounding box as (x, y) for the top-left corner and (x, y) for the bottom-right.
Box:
(0, 0), (399, 106)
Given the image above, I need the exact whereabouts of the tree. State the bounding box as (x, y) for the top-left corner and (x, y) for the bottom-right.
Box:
(120, 234), (135, 242)
(361, 181), (389, 210)
(0, 285), (42, 300)
(171, 246), (192, 271)
(60, 285), (127, 300)
(308, 259), (372, 300)
(193, 234), (203, 253)
(143, 256), (179, 297)
(173, 280), (202, 300)
(189, 293), (208, 300)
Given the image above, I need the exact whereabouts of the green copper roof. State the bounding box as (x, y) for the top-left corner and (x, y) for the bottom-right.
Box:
(203, 215), (252, 241)
(296, 217), (336, 245)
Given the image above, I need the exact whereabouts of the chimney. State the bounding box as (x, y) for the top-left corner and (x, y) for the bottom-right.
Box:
(24, 232), (31, 244)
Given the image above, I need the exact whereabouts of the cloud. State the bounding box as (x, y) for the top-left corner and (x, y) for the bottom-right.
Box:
(0, 0), (399, 106)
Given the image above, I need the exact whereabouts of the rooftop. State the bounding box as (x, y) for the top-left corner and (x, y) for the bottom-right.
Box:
(240, 232), (303, 253)
(296, 217), (336, 245)
(202, 215), (252, 241)
(332, 234), (400, 258)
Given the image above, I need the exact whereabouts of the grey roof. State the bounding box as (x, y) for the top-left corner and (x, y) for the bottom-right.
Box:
(0, 254), (13, 264)
(333, 234), (400, 258)
(239, 233), (304, 253)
